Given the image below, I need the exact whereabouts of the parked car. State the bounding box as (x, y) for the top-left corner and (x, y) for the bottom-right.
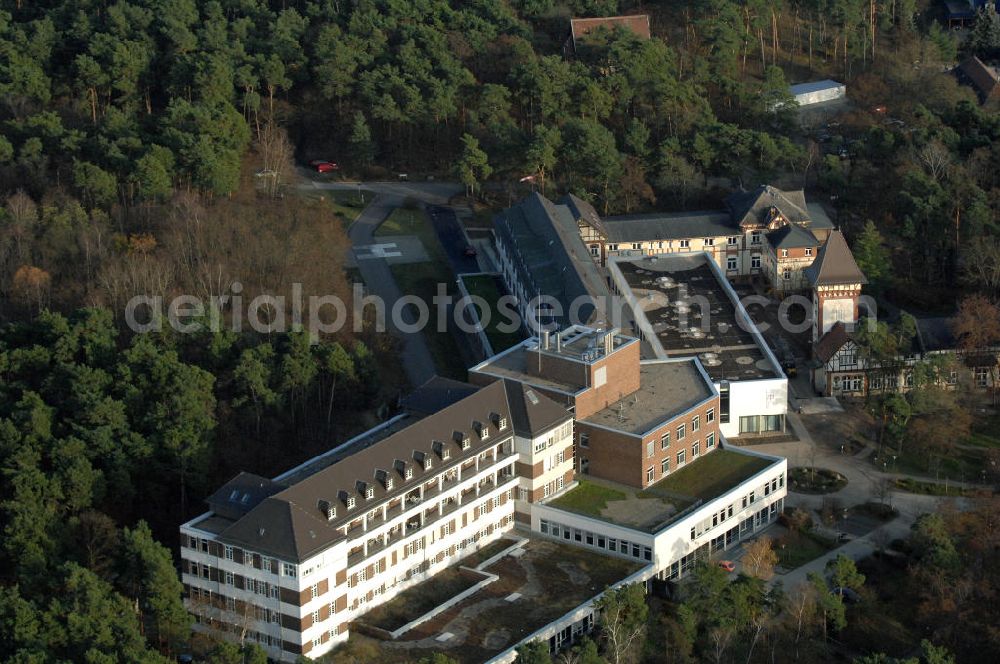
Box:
(309, 160), (339, 173)
(837, 532), (851, 543)
(833, 586), (861, 604)
(718, 560), (736, 573)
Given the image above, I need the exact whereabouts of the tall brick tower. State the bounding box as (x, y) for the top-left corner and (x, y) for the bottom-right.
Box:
(804, 230), (867, 343)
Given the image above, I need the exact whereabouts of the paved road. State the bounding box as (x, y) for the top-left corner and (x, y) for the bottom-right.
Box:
(309, 180), (469, 387)
(347, 195), (437, 388)
(428, 205), (479, 275)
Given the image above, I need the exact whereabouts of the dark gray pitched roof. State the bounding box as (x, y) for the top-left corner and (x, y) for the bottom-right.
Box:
(767, 222), (819, 249)
(602, 210), (734, 242)
(956, 56), (1000, 104)
(726, 185), (811, 228)
(804, 230), (867, 286)
(559, 192), (608, 237)
(206, 472), (285, 520)
(916, 317), (957, 353)
(216, 380), (515, 562)
(502, 379), (572, 438)
(493, 193), (611, 327)
(401, 376), (480, 416)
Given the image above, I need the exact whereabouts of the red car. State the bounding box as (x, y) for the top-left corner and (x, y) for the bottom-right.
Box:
(309, 160), (339, 173)
(718, 560), (736, 573)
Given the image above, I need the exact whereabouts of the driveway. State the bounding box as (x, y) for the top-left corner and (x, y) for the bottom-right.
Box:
(427, 206), (480, 275)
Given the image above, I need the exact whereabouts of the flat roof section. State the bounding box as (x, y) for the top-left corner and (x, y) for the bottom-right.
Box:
(583, 360), (713, 435)
(613, 254), (780, 381)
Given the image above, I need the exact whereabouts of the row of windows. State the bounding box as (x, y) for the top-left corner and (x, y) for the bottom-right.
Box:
(538, 520), (653, 562)
(611, 236), (743, 253)
(186, 537), (298, 578)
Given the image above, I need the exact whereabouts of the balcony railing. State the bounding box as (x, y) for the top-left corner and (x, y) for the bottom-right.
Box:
(345, 473), (516, 569)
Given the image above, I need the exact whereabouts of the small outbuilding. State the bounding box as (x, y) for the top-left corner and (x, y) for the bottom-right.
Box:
(789, 80), (847, 107)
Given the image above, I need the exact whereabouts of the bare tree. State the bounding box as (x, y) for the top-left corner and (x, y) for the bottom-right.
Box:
(742, 536), (779, 580)
(917, 140), (953, 182)
(962, 237), (1000, 292)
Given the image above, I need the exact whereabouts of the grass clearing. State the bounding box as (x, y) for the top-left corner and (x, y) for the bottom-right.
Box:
(647, 450), (773, 502)
(361, 567), (481, 632)
(376, 205), (468, 381)
(893, 477), (974, 496)
(459, 274), (524, 353)
(389, 261), (467, 381)
(549, 480), (627, 518)
(458, 538), (516, 569)
(775, 529), (837, 569)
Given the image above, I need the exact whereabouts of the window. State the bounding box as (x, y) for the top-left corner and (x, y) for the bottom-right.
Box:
(751, 231), (761, 245)
(679, 239), (690, 248)
(590, 245), (599, 256)
(676, 424), (686, 440)
(692, 441), (700, 457)
(646, 440), (654, 458)
(782, 269), (791, 280)
(692, 415), (700, 432)
(781, 248), (788, 257)
(661, 458), (669, 474)
(660, 431), (670, 450)
(224, 545), (234, 561)
(346, 497), (356, 510)
(948, 370), (958, 385)
(313, 638), (322, 648)
(728, 236), (738, 246)
(498, 416), (507, 430)
(404, 466), (413, 479)
(751, 255), (761, 269)
(977, 367), (990, 388)
(481, 427), (490, 441)
(706, 432), (716, 449)
(225, 571), (234, 586)
(534, 440), (547, 453)
(632, 242), (642, 250)
(608, 243), (618, 251)
(727, 257), (738, 271)
(706, 408), (715, 423)
(311, 584), (319, 599)
(365, 486), (374, 499)
(805, 247), (813, 256)
(740, 415), (759, 434)
(704, 238), (714, 246)
(647, 467), (654, 483)
(226, 597), (236, 611)
(580, 432), (589, 448)
(312, 610), (320, 624)
(677, 450), (686, 465)
(282, 562), (296, 578)
(518, 487), (528, 501)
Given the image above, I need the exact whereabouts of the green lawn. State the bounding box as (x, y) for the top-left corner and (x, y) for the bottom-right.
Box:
(881, 446), (985, 482)
(390, 261), (467, 381)
(549, 480), (627, 518)
(373, 205), (468, 381)
(647, 450), (773, 501)
(459, 274), (524, 353)
(361, 567), (481, 632)
(375, 207), (445, 264)
(775, 530), (837, 569)
(893, 477), (973, 497)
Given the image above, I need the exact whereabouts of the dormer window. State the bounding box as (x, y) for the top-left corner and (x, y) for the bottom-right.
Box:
(404, 466), (413, 480)
(462, 437), (471, 450)
(365, 486), (374, 499)
(415, 451), (433, 470)
(443, 448), (451, 460)
(318, 500), (336, 521)
(498, 416), (507, 430)
(346, 497), (356, 510)
(453, 431), (471, 450)
(433, 440), (450, 460)
(475, 421), (490, 440)
(385, 477), (393, 490)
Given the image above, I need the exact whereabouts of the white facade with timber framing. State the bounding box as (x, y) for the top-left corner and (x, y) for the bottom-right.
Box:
(574, 185), (834, 295)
